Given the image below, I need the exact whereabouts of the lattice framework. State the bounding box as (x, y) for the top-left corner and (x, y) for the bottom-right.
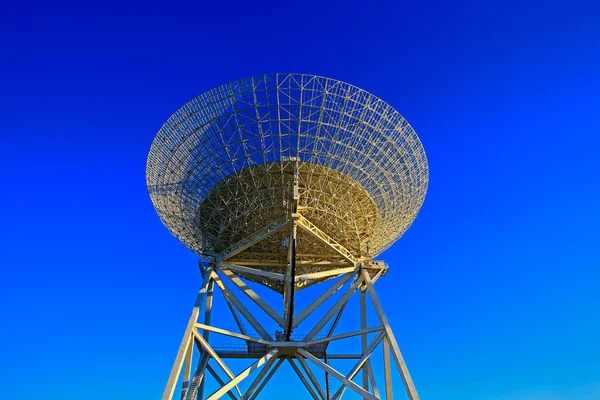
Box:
(147, 74), (428, 265)
(148, 74), (428, 400)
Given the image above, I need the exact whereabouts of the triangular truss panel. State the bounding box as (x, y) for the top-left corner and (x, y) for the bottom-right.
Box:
(162, 263), (416, 400)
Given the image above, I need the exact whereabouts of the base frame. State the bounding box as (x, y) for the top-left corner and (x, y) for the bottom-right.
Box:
(162, 209), (419, 400)
(161, 264), (419, 400)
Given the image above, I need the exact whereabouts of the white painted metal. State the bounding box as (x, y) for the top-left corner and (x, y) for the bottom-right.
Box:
(304, 275), (364, 341)
(363, 269), (420, 400)
(304, 326), (384, 346)
(220, 217), (290, 261)
(162, 264), (420, 400)
(296, 214), (358, 265)
(366, 362), (380, 398)
(331, 331), (386, 400)
(297, 353), (327, 400)
(152, 73), (427, 398)
(219, 262), (287, 282)
(205, 365), (237, 400)
(298, 348), (378, 400)
(162, 268), (213, 400)
(288, 358), (320, 400)
(217, 268), (286, 327)
(161, 222), (421, 400)
(210, 272), (272, 340)
(206, 349), (278, 400)
(295, 266), (356, 282)
(197, 279), (214, 400)
(292, 270), (356, 329)
(383, 337), (392, 399)
(191, 330), (243, 399)
(194, 323), (270, 345)
(247, 358), (284, 400)
(361, 288), (369, 397)
(243, 356), (278, 400)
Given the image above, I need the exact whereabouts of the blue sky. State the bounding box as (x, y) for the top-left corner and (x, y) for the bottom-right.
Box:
(1, 1), (599, 399)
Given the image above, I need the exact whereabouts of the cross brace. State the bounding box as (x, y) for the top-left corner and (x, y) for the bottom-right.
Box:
(161, 265), (419, 400)
(161, 216), (419, 400)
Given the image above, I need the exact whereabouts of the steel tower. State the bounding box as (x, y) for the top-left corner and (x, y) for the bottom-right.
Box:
(147, 74), (428, 399)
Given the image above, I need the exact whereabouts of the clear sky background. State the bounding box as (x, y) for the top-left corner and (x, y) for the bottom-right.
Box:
(1, 1), (599, 399)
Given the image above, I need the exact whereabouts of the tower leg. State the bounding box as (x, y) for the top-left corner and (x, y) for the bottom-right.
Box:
(360, 287), (369, 398)
(181, 340), (193, 398)
(161, 264), (420, 400)
(162, 268), (213, 400)
(197, 280), (214, 400)
(383, 337), (393, 399)
(362, 269), (420, 400)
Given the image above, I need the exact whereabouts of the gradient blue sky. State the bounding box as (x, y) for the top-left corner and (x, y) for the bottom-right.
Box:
(2, 1), (599, 399)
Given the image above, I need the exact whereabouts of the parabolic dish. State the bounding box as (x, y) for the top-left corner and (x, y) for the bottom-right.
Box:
(147, 73), (428, 263)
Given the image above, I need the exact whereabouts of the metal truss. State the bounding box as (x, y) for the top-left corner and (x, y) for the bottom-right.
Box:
(147, 74), (428, 261)
(161, 264), (418, 400)
(150, 74), (427, 399)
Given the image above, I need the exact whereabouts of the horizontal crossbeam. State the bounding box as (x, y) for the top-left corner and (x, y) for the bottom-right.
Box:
(295, 266), (356, 282)
(219, 262), (287, 281)
(194, 323), (270, 345)
(304, 326), (384, 346)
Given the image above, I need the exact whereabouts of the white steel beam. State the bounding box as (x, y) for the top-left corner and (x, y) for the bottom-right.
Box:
(191, 330), (243, 399)
(247, 358), (284, 400)
(297, 349), (378, 400)
(221, 217), (290, 261)
(295, 266), (356, 282)
(297, 353), (327, 400)
(304, 274), (364, 341)
(194, 323), (270, 345)
(383, 337), (392, 399)
(361, 288), (369, 397)
(243, 356), (278, 399)
(362, 269), (420, 400)
(197, 279), (215, 399)
(182, 333), (193, 397)
(162, 268), (213, 400)
(206, 349), (279, 400)
(184, 352), (210, 400)
(217, 268), (287, 328)
(219, 262), (287, 281)
(366, 361), (380, 399)
(288, 358), (320, 400)
(304, 326), (384, 346)
(331, 330), (386, 400)
(211, 272), (272, 340)
(296, 214), (358, 265)
(371, 268), (385, 285)
(205, 365), (237, 400)
(221, 287), (247, 336)
(292, 270), (356, 329)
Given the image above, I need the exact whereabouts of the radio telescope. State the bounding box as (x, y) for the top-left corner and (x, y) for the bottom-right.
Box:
(148, 73), (428, 400)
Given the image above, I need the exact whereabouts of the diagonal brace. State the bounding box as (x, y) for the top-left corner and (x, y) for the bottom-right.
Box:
(220, 217), (289, 261)
(296, 214), (358, 265)
(217, 267), (287, 328)
(297, 349), (378, 400)
(206, 349), (279, 400)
